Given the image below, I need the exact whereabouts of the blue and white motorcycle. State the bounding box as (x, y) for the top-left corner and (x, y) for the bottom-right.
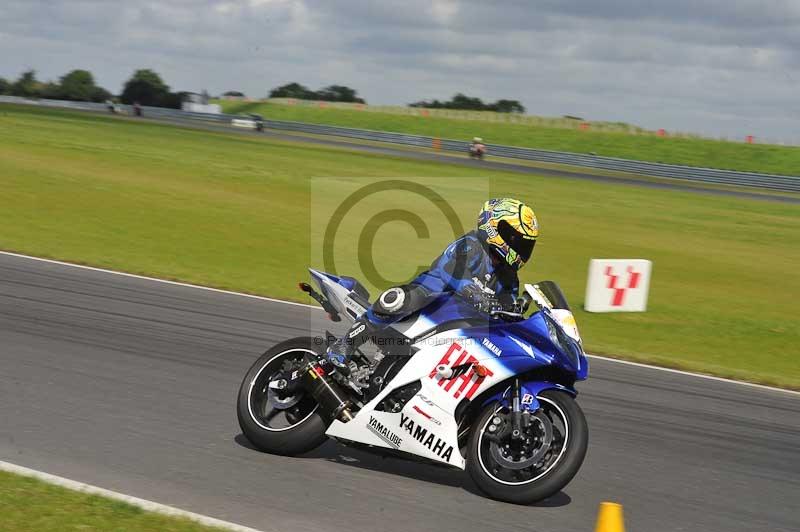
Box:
(237, 269), (589, 504)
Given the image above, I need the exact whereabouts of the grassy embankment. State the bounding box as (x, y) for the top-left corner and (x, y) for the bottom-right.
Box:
(0, 470), (226, 532)
(219, 100), (800, 176)
(1, 104), (798, 388)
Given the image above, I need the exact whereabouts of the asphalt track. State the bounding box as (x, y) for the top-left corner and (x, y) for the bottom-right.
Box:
(1, 253), (799, 532)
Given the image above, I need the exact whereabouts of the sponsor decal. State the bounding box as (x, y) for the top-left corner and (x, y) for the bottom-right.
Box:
(412, 405), (442, 426)
(367, 416), (402, 448)
(521, 393), (534, 405)
(348, 323), (366, 339)
(343, 295), (366, 315)
(416, 393), (435, 407)
(481, 337), (502, 356)
(428, 342), (494, 400)
(480, 222), (499, 239)
(399, 413), (453, 462)
(291, 370), (299, 380)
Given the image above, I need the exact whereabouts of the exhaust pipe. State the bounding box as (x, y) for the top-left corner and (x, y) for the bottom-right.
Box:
(301, 358), (353, 423)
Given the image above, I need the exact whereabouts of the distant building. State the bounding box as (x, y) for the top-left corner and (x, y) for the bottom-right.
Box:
(182, 91), (221, 114)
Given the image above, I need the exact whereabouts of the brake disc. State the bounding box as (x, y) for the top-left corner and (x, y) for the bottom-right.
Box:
(489, 411), (554, 470)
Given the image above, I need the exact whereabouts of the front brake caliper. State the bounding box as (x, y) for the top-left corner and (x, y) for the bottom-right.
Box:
(484, 412), (511, 443)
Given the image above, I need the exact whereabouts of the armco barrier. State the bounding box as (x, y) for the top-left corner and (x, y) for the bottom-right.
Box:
(260, 120), (800, 192)
(2, 96), (799, 193)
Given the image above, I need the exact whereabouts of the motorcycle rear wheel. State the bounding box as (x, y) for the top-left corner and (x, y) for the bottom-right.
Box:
(237, 337), (328, 455)
(466, 390), (588, 504)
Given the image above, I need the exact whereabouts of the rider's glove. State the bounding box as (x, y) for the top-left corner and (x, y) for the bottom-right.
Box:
(460, 285), (520, 319)
(459, 284), (490, 310)
(461, 285), (532, 322)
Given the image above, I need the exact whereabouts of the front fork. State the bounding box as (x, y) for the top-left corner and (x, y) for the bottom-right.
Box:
(484, 378), (550, 441)
(482, 380), (574, 448)
(485, 379), (529, 444)
(510, 378), (524, 440)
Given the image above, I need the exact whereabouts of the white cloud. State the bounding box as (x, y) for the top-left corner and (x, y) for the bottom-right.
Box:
(1, 0), (799, 139)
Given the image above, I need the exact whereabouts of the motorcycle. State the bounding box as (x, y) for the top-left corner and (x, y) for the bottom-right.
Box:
(469, 142), (486, 160)
(237, 269), (589, 504)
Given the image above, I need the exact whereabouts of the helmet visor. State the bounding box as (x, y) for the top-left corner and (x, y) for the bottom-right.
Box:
(498, 220), (536, 262)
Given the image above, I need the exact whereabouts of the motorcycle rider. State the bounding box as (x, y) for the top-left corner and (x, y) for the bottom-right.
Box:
(327, 198), (539, 373)
(469, 137), (486, 158)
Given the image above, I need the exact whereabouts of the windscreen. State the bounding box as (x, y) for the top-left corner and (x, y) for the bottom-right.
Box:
(530, 280), (571, 311)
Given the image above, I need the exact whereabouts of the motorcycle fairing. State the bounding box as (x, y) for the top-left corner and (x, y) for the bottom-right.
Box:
(309, 268), (368, 320)
(313, 269), (587, 467)
(325, 320), (582, 468)
(326, 327), (515, 469)
(395, 294), (587, 379)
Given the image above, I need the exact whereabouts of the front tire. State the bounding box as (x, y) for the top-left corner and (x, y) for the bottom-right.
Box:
(466, 390), (588, 504)
(237, 337), (328, 455)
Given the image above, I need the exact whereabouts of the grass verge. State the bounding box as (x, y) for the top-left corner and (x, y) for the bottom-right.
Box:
(219, 100), (800, 176)
(1, 104), (798, 389)
(0, 470), (227, 532)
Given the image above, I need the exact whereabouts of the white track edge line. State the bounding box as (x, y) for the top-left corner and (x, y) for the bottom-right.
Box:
(0, 250), (318, 309)
(0, 460), (266, 532)
(2, 250), (798, 397)
(586, 354), (800, 397)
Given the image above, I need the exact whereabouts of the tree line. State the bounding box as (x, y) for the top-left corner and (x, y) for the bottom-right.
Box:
(268, 82), (366, 103)
(409, 93), (525, 113)
(0, 68), (184, 107)
(0, 70), (112, 102)
(1, 68), (525, 114)
(269, 83), (526, 113)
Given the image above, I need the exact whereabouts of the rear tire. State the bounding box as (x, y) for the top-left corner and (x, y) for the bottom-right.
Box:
(466, 390), (588, 504)
(237, 337), (328, 455)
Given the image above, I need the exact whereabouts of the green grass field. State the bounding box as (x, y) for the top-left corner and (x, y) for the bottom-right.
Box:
(1, 104), (798, 388)
(0, 471), (225, 531)
(219, 100), (800, 176)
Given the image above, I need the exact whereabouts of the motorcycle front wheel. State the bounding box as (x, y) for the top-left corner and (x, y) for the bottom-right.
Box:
(466, 389), (588, 504)
(236, 337), (328, 455)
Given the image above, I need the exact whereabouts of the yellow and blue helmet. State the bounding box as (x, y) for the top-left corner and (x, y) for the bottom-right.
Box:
(477, 198), (539, 270)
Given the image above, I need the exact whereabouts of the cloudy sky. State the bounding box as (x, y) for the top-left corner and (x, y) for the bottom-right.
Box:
(3, 0), (799, 139)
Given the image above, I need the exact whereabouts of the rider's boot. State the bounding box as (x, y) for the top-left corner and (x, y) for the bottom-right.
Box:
(326, 317), (371, 375)
(325, 337), (353, 375)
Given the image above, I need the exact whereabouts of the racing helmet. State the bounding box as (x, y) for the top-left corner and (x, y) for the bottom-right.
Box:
(477, 198), (539, 270)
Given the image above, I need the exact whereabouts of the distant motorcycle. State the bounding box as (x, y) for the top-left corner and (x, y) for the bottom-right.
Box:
(249, 114), (264, 132)
(469, 137), (486, 159)
(237, 269), (589, 504)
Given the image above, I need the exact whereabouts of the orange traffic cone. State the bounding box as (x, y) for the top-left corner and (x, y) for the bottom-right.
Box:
(595, 502), (625, 532)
